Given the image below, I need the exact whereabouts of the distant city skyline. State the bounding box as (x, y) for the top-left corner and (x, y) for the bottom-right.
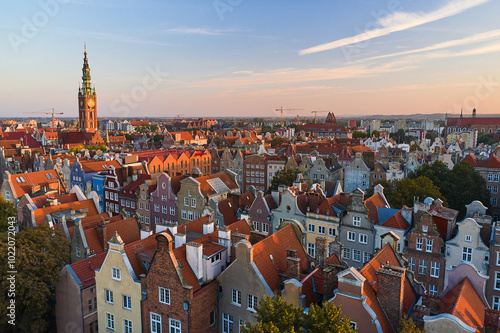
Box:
(2, 0), (500, 118)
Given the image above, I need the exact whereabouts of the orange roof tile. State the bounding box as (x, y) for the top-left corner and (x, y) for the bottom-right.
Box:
(80, 160), (122, 173)
(439, 278), (485, 332)
(33, 199), (98, 227)
(9, 169), (62, 199)
(381, 210), (410, 230)
(252, 225), (309, 292)
(364, 192), (387, 223)
(67, 252), (107, 288)
(300, 266), (323, 307)
(195, 172), (238, 197)
(33, 192), (78, 208)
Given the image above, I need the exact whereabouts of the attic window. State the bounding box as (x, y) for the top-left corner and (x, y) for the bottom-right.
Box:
(46, 173), (54, 180)
(269, 254), (275, 263)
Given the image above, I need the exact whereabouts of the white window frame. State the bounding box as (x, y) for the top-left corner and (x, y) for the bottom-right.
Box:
(308, 223), (315, 233)
(353, 249), (361, 262)
(159, 287), (170, 305)
(106, 313), (115, 330)
(170, 207), (175, 216)
(347, 231), (356, 242)
(123, 294), (131, 310)
(493, 296), (500, 310)
(307, 243), (315, 257)
(418, 259), (427, 275)
(112, 267), (121, 281)
(409, 257), (415, 272)
(353, 216), (361, 227)
(262, 223), (269, 234)
(363, 251), (371, 263)
(495, 272), (500, 291)
(429, 284), (438, 296)
(426, 239), (433, 253)
(232, 289), (242, 306)
(416, 238), (423, 251)
(430, 261), (440, 278)
(223, 313), (233, 333)
(184, 197), (189, 206)
(191, 198), (196, 208)
(328, 227), (335, 237)
(359, 233), (368, 244)
(105, 289), (113, 304)
(150, 312), (162, 333)
(124, 319), (132, 333)
(247, 294), (257, 312)
(342, 247), (351, 260)
(462, 247), (473, 262)
(169, 318), (181, 333)
(318, 225), (326, 235)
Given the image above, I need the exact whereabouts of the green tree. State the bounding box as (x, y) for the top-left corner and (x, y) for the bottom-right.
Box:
(442, 161), (490, 219)
(0, 196), (16, 232)
(398, 317), (425, 333)
(271, 137), (287, 147)
(364, 180), (394, 199)
(303, 302), (356, 332)
(388, 176), (446, 208)
(153, 134), (165, 142)
(352, 131), (367, 139)
(372, 130), (380, 138)
(269, 168), (301, 192)
(409, 160), (449, 189)
(242, 295), (355, 333)
(242, 295), (302, 333)
(0, 224), (70, 332)
(477, 132), (496, 145)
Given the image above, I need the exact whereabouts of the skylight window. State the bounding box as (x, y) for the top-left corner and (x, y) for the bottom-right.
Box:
(207, 178), (230, 194)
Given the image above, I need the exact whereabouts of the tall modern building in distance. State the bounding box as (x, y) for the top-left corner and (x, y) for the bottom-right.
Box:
(78, 45), (97, 132)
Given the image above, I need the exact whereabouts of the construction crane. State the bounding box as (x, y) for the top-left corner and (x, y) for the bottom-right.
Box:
(311, 110), (329, 123)
(23, 108), (64, 128)
(275, 107), (303, 127)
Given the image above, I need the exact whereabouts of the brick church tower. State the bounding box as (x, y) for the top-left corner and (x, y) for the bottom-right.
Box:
(78, 44), (97, 132)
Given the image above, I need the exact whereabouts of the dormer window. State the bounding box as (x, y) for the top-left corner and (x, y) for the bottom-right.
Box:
(422, 225), (428, 233)
(465, 235), (471, 242)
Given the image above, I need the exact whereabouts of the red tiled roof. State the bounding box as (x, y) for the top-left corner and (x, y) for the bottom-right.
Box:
(83, 217), (140, 255)
(195, 172), (238, 197)
(9, 169), (62, 199)
(33, 198), (98, 226)
(33, 192), (78, 208)
(172, 244), (201, 292)
(326, 253), (341, 265)
(439, 278), (485, 332)
(316, 194), (341, 216)
(252, 225), (309, 292)
(68, 252), (107, 288)
(362, 279), (393, 333)
(359, 244), (417, 316)
(381, 210), (410, 230)
(364, 192), (387, 223)
(124, 234), (158, 278)
(120, 174), (151, 197)
(296, 192), (326, 215)
(80, 160), (122, 173)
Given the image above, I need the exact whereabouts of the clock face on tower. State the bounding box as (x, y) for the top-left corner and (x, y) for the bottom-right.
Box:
(87, 99), (95, 108)
(80, 100), (84, 107)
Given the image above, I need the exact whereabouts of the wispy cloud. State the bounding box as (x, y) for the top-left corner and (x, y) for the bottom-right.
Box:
(299, 0), (491, 55)
(364, 29), (500, 61)
(187, 59), (418, 89)
(424, 41), (500, 59)
(232, 70), (254, 75)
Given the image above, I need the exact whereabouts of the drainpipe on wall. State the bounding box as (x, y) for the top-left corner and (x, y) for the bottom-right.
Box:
(183, 301), (189, 333)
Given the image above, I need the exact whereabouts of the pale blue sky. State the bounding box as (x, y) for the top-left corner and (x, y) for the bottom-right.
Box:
(2, 0), (500, 119)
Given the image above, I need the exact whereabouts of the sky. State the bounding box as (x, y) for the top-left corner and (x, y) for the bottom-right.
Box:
(2, 0), (500, 119)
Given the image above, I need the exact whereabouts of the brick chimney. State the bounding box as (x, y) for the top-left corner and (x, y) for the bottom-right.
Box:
(315, 236), (327, 268)
(323, 264), (344, 300)
(286, 249), (301, 280)
(484, 308), (500, 333)
(96, 224), (108, 251)
(231, 232), (249, 245)
(377, 265), (406, 331)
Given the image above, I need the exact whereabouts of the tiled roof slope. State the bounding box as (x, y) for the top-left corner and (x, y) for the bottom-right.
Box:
(252, 225), (309, 292)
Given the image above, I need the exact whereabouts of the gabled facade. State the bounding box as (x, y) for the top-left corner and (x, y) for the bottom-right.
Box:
(150, 173), (186, 232)
(217, 225), (309, 331)
(248, 191), (278, 235)
(96, 233), (157, 333)
(343, 152), (371, 193)
(103, 165), (121, 216)
(404, 212), (446, 297)
(446, 218), (489, 275)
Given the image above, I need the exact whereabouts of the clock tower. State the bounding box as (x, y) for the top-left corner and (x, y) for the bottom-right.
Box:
(78, 44), (97, 132)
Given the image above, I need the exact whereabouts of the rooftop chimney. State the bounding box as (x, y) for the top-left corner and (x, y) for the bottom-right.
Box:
(286, 249), (301, 280)
(377, 265), (406, 331)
